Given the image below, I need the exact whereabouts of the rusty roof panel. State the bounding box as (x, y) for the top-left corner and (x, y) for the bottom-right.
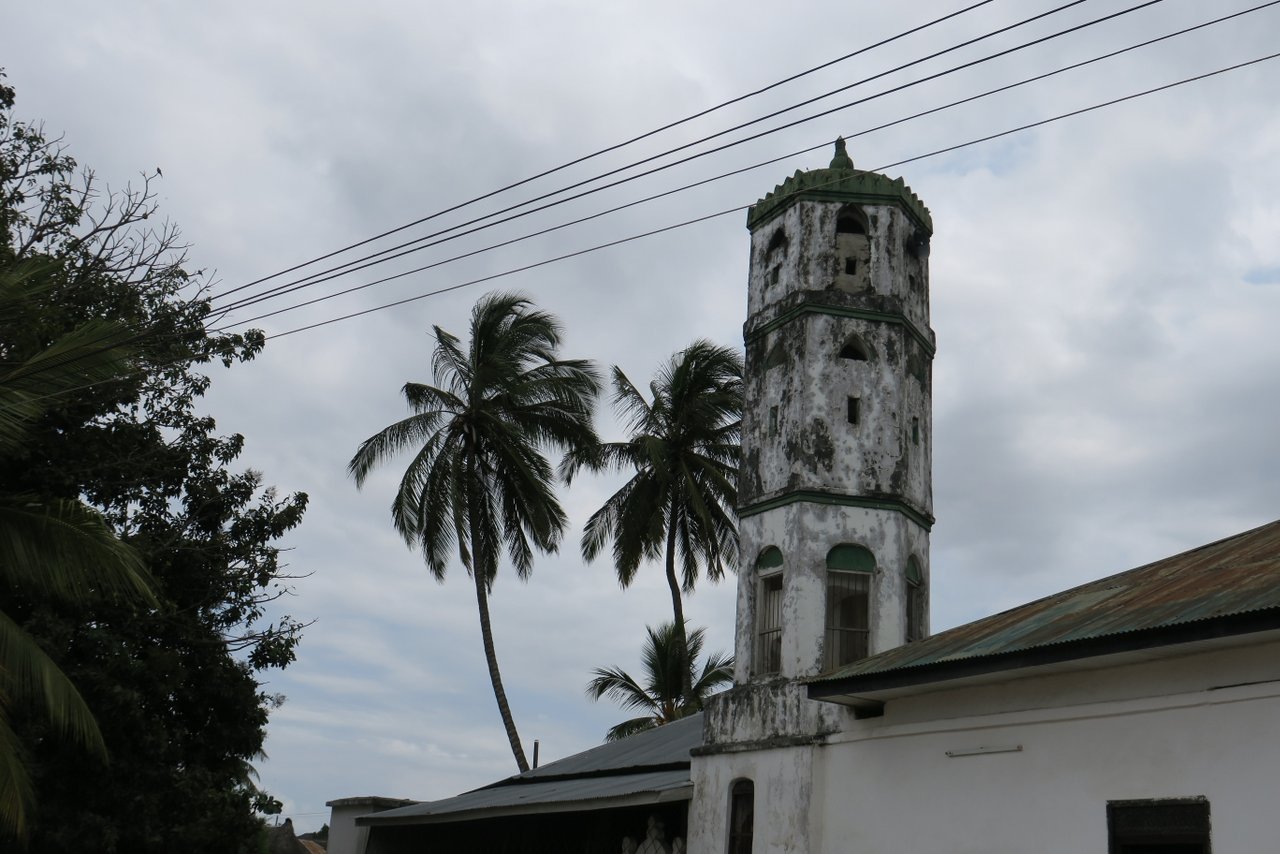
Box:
(810, 519), (1280, 685)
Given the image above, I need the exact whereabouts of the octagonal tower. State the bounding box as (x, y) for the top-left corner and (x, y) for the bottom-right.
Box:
(734, 138), (935, 686)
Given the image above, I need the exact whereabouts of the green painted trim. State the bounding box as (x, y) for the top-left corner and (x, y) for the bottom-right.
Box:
(746, 303), (936, 356)
(739, 490), (934, 530)
(747, 167), (933, 235)
(756, 546), (784, 569)
(827, 544), (876, 573)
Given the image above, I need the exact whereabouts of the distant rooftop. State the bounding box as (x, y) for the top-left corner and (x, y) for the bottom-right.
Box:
(360, 713), (703, 827)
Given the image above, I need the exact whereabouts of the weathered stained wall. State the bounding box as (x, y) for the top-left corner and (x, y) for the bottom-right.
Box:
(734, 190), (935, 685)
(694, 155), (941, 854)
(732, 505), (930, 683)
(745, 198), (931, 332)
(741, 311), (932, 511)
(687, 742), (820, 854)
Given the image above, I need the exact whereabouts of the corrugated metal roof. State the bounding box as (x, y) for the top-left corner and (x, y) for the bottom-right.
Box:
(504, 711), (702, 782)
(360, 713), (703, 826)
(361, 770), (693, 826)
(811, 518), (1280, 687)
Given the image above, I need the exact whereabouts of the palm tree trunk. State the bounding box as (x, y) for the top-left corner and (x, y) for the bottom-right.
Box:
(665, 503), (695, 707)
(472, 566), (530, 773)
(468, 469), (530, 774)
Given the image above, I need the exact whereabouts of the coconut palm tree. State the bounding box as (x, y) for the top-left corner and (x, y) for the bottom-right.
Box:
(349, 292), (599, 773)
(562, 340), (742, 705)
(0, 260), (155, 838)
(587, 622), (732, 742)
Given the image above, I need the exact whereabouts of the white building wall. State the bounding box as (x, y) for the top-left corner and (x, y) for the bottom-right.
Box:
(689, 743), (820, 854)
(693, 639), (1280, 854)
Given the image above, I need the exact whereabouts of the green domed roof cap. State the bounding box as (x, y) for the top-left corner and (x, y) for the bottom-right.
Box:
(747, 139), (932, 234)
(830, 136), (854, 169)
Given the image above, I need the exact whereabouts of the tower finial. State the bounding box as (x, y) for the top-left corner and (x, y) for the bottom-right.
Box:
(829, 137), (854, 170)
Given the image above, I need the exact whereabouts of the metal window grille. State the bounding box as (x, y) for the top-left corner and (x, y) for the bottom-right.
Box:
(755, 574), (783, 675)
(728, 780), (755, 854)
(825, 570), (869, 670)
(906, 580), (925, 643)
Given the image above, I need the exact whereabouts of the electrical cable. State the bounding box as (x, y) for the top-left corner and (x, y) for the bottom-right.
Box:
(256, 51), (1280, 343)
(215, 0), (1155, 318)
(219, 1), (1279, 331)
(212, 0), (1001, 301)
(14, 2), (1278, 392)
(15, 46), (1279, 410)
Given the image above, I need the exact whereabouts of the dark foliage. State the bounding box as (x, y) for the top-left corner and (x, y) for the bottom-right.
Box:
(0, 73), (307, 852)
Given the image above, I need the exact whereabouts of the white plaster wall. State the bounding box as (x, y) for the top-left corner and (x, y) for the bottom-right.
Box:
(327, 803), (370, 854)
(695, 640), (1280, 854)
(689, 743), (819, 854)
(818, 684), (1280, 853)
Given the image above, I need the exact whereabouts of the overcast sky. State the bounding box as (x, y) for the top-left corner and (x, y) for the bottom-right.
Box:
(6, 0), (1280, 834)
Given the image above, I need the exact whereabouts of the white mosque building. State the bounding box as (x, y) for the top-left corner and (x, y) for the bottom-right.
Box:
(329, 142), (1280, 854)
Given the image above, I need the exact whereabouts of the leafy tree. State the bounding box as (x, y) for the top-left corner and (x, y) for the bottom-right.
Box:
(350, 291), (600, 773)
(0, 73), (307, 852)
(586, 622), (732, 742)
(0, 259), (156, 838)
(562, 341), (742, 705)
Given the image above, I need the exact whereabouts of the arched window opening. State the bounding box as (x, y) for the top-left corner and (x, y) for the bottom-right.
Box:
(754, 548), (783, 675)
(836, 207), (868, 235)
(839, 338), (869, 361)
(825, 545), (874, 669)
(764, 229), (788, 289)
(906, 229), (929, 258)
(766, 228), (788, 256)
(728, 780), (755, 854)
(906, 557), (926, 643)
(835, 205), (871, 293)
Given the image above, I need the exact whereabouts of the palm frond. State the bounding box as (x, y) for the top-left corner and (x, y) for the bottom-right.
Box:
(587, 621), (734, 741)
(349, 410), (448, 486)
(0, 710), (32, 840)
(0, 496), (154, 605)
(604, 717), (658, 743)
(0, 611), (106, 758)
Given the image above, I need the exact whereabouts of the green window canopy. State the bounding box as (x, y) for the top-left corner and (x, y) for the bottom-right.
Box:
(757, 546), (783, 570)
(827, 544), (875, 573)
(907, 556), (924, 584)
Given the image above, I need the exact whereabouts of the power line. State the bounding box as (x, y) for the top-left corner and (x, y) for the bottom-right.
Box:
(219, 1), (1279, 331)
(16, 3), (1278, 394)
(257, 51), (1280, 342)
(215, 0), (1155, 319)
(213, 0), (1001, 302)
(7, 1), (1072, 393)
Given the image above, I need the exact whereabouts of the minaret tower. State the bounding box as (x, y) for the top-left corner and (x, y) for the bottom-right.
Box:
(733, 138), (935, 686)
(690, 141), (934, 854)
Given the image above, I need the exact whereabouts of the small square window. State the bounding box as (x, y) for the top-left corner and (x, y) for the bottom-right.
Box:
(844, 257), (857, 275)
(912, 416), (920, 445)
(769, 266), (780, 286)
(847, 397), (860, 425)
(769, 406), (779, 437)
(1108, 799), (1210, 853)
